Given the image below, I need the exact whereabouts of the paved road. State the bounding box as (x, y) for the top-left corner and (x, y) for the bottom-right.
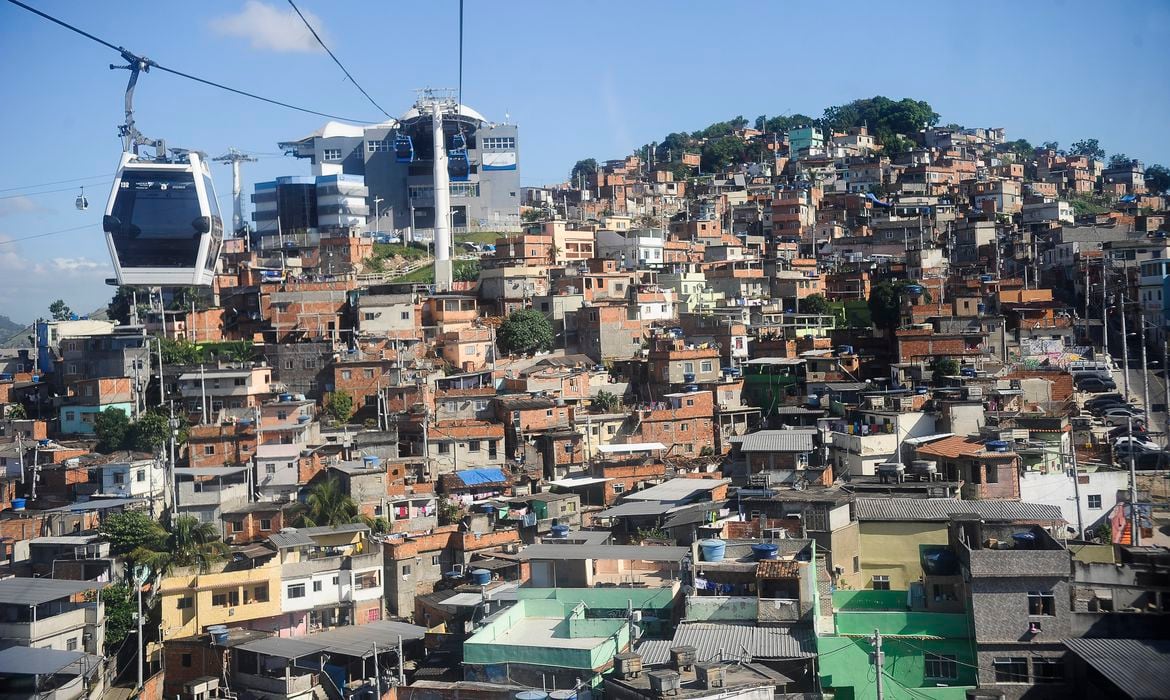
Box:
(1116, 365), (1170, 447)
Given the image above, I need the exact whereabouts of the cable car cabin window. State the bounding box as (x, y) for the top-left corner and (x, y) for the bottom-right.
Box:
(109, 170), (204, 268)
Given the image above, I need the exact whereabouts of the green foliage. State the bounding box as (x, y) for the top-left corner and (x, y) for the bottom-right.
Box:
(438, 498), (465, 526)
(636, 526), (670, 542)
(570, 158), (598, 183)
(6, 403), (27, 420)
(1006, 139), (1034, 160)
(522, 208), (544, 223)
(931, 357), (960, 383)
(131, 515), (229, 575)
(127, 411), (170, 453)
(821, 96), (940, 142)
(94, 407), (130, 453)
(49, 299), (72, 321)
(1145, 164), (1170, 195)
(106, 286), (146, 326)
(592, 390), (621, 413)
(1108, 153), (1134, 169)
(867, 279), (923, 332)
(455, 259), (482, 282)
(882, 134), (916, 157)
(691, 116), (749, 140)
(87, 583), (135, 651)
(1067, 194), (1111, 217)
(159, 338), (203, 365)
(1068, 138), (1105, 159)
(325, 391), (355, 424)
(496, 309), (555, 355)
(296, 477), (363, 527)
(699, 446), (715, 457)
(757, 114), (817, 133)
(800, 294), (831, 316)
(99, 510), (166, 557)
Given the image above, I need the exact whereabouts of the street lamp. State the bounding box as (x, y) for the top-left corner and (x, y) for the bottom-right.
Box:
(373, 197), (384, 237)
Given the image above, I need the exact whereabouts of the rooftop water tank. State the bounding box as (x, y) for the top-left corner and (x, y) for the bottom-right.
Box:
(11, 498), (26, 512)
(515, 693), (548, 700)
(470, 569), (491, 586)
(207, 625), (229, 645)
(699, 539), (726, 562)
(986, 440), (1010, 452)
(550, 524), (570, 538)
(751, 543), (779, 560)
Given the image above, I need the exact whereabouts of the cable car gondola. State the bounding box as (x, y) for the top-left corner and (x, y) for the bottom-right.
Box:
(75, 187), (88, 211)
(103, 150), (223, 286)
(447, 130), (470, 182)
(394, 133), (414, 163)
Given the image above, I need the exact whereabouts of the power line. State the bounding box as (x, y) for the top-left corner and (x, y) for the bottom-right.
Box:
(285, 0), (391, 119)
(0, 174), (109, 193)
(0, 223), (98, 246)
(5, 0), (377, 123)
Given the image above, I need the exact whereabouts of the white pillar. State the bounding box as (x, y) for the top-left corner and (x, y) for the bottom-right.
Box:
(432, 102), (453, 290)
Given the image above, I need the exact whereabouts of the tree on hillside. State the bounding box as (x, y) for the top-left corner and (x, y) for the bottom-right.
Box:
(593, 390), (621, 413)
(657, 132), (691, 162)
(132, 515), (229, 574)
(1068, 139), (1105, 160)
(868, 279), (923, 333)
(86, 584), (135, 652)
(1041, 141), (1061, 153)
(94, 407), (130, 454)
(128, 411), (171, 453)
(932, 357), (960, 384)
(295, 477), (363, 528)
(1145, 165), (1170, 195)
(570, 158), (598, 184)
(821, 97), (939, 139)
(496, 309), (554, 355)
(99, 510), (166, 558)
(49, 299), (72, 321)
(1006, 139), (1034, 160)
(800, 294), (831, 316)
(1108, 153), (1134, 169)
(325, 391), (355, 424)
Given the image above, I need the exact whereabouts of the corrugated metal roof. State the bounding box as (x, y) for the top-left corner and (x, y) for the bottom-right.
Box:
(854, 498), (1064, 523)
(1064, 638), (1170, 699)
(237, 620), (426, 659)
(0, 578), (104, 606)
(738, 430), (816, 453)
(268, 530), (316, 548)
(595, 501), (677, 518)
(0, 646), (101, 676)
(638, 622), (816, 664)
(625, 478), (729, 503)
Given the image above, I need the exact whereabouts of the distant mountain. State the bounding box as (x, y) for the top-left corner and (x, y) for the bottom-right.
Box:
(0, 315), (29, 348)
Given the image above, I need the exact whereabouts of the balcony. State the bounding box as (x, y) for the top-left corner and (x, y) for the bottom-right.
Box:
(235, 670), (319, 696)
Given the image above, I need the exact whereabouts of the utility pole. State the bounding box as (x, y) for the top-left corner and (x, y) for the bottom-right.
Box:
(1127, 415), (1140, 547)
(869, 628), (885, 700)
(212, 148), (257, 237)
(1121, 292), (1131, 400)
(1068, 430), (1084, 538)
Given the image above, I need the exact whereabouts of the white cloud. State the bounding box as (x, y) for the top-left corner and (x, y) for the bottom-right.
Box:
(209, 0), (326, 54)
(0, 195), (52, 218)
(51, 257), (102, 272)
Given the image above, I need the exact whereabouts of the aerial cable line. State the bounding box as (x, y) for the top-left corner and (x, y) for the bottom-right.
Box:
(4, 0), (378, 123)
(0, 182), (112, 200)
(0, 174), (109, 193)
(0, 223), (99, 246)
(458, 0), (464, 107)
(286, 0), (391, 120)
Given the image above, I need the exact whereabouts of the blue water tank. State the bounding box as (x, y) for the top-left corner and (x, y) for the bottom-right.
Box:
(470, 569), (491, 586)
(279, 393), (293, 402)
(905, 284), (924, 295)
(980, 274), (994, 282)
(11, 498), (26, 512)
(700, 539), (726, 562)
(363, 455), (381, 467)
(752, 543), (780, 560)
(207, 625), (229, 645)
(551, 524), (570, 538)
(986, 440), (1010, 452)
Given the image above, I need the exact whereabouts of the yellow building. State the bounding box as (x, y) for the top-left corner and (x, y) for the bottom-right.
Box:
(857, 519), (949, 591)
(158, 557), (282, 640)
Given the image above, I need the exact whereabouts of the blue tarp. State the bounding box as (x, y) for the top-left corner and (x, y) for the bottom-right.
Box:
(865, 192), (892, 207)
(456, 468), (508, 486)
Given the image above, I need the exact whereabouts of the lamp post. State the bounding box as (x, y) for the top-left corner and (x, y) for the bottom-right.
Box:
(373, 197), (384, 237)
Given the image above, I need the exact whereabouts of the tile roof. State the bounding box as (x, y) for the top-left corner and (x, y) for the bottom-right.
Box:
(737, 430), (816, 453)
(914, 435), (1016, 460)
(854, 497), (1064, 523)
(1064, 638), (1170, 699)
(638, 622), (816, 664)
(756, 560), (801, 578)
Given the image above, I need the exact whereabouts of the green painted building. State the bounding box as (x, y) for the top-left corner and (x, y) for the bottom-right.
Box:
(742, 357), (805, 413)
(817, 591), (977, 700)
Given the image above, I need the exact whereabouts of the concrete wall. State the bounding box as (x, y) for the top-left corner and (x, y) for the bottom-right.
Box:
(858, 521), (948, 590)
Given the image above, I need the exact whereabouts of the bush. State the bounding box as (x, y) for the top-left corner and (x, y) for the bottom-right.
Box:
(496, 309), (555, 355)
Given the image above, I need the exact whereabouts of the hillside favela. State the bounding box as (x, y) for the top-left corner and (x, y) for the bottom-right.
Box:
(0, 2), (1168, 700)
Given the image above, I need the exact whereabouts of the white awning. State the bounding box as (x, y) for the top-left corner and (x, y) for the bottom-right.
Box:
(596, 442), (667, 454)
(547, 477), (612, 488)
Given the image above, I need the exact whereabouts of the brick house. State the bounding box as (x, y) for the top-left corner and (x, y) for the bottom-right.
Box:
(915, 435), (1021, 500)
(635, 390), (715, 459)
(187, 421), (257, 469)
(577, 304), (649, 363)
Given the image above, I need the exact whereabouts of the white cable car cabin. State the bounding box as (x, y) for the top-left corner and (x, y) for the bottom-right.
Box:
(102, 151), (223, 287)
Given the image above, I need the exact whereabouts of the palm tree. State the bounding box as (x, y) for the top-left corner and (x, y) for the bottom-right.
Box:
(295, 477), (363, 528)
(132, 515), (229, 575)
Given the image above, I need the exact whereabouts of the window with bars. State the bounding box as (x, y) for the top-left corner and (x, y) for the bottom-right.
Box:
(924, 654), (957, 680)
(993, 657), (1028, 683)
(1032, 658), (1064, 684)
(1027, 591), (1056, 616)
(872, 575), (890, 591)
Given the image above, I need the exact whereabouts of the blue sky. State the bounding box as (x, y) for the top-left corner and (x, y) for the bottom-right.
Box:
(1, 0), (1168, 324)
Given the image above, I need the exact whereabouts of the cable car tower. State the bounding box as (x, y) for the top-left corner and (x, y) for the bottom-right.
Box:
(412, 88), (462, 291)
(212, 148), (257, 237)
(102, 50), (223, 287)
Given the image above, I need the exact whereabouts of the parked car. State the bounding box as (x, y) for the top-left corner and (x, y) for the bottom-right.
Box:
(1090, 401), (1139, 417)
(1108, 423), (1150, 440)
(1134, 451), (1170, 470)
(1084, 393), (1125, 409)
(1102, 407), (1147, 426)
(1114, 436), (1160, 453)
(1076, 376), (1117, 393)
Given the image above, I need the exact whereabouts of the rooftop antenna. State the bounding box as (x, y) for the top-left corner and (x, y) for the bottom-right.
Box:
(110, 49), (166, 158)
(213, 148), (258, 237)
